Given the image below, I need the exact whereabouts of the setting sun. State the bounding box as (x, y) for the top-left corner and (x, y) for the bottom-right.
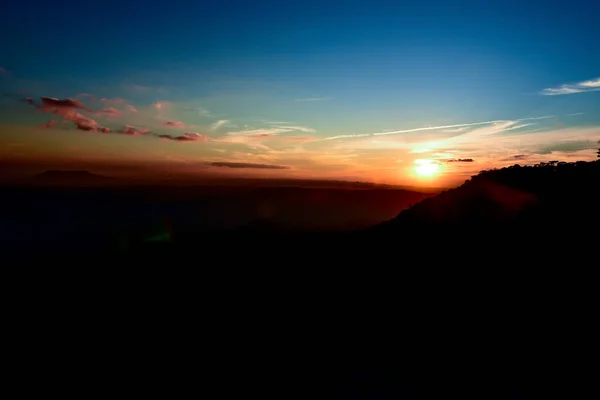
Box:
(415, 159), (440, 177)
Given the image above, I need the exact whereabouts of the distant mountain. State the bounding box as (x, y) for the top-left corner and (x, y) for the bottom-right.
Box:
(28, 170), (114, 186)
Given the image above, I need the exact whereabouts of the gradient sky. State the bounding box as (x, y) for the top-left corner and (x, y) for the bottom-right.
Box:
(1, 0), (599, 186)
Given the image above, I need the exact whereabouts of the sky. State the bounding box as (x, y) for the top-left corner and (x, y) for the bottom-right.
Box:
(1, 0), (599, 187)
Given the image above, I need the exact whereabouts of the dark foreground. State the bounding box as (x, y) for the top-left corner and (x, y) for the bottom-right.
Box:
(3, 161), (599, 398)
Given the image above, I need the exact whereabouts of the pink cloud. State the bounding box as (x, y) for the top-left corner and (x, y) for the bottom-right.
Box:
(161, 121), (187, 128)
(26, 96), (92, 120)
(127, 105), (138, 113)
(96, 107), (122, 116)
(38, 120), (58, 129)
(69, 113), (99, 131)
(99, 127), (111, 133)
(24, 96), (111, 132)
(120, 125), (150, 136)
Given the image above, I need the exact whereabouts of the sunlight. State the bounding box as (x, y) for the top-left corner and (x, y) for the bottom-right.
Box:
(414, 159), (440, 177)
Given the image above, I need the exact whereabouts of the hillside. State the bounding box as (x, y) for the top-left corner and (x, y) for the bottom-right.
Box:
(373, 159), (600, 244)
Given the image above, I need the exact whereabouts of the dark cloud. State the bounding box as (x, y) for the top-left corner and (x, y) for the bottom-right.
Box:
(446, 158), (474, 163)
(39, 97), (90, 111)
(157, 132), (208, 142)
(210, 162), (289, 170)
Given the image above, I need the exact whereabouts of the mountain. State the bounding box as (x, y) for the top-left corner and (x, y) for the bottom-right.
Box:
(28, 170), (114, 186)
(370, 159), (600, 252)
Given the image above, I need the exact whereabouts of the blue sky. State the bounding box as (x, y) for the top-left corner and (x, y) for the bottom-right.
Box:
(1, 0), (599, 186)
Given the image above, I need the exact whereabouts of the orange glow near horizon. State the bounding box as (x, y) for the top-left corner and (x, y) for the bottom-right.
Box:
(414, 159), (440, 178)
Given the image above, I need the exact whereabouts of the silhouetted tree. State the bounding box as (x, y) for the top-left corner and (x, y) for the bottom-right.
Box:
(597, 148), (600, 158)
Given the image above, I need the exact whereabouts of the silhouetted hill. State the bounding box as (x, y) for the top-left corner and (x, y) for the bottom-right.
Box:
(29, 170), (114, 186)
(375, 159), (600, 240)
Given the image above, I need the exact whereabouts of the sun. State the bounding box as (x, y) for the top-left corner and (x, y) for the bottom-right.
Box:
(414, 159), (440, 177)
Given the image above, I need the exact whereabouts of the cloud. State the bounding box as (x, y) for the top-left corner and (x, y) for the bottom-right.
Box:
(275, 125), (316, 133)
(226, 128), (294, 137)
(71, 113), (99, 131)
(322, 116), (553, 142)
(24, 96), (114, 132)
(540, 77), (600, 95)
(38, 120), (58, 129)
(119, 125), (150, 136)
(511, 154), (529, 160)
(96, 107), (122, 116)
(322, 133), (372, 140)
(127, 105), (138, 113)
(210, 162), (289, 169)
(579, 78), (600, 88)
(211, 120), (229, 130)
(446, 158), (474, 162)
(28, 97), (91, 120)
(161, 121), (187, 128)
(372, 117), (551, 137)
(295, 97), (330, 102)
(157, 132), (209, 142)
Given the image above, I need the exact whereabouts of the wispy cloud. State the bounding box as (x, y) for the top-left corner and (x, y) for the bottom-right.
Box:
(274, 125), (316, 133)
(579, 78), (600, 88)
(226, 128), (294, 137)
(295, 97), (331, 102)
(211, 120), (229, 131)
(540, 77), (600, 95)
(321, 115), (554, 141)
